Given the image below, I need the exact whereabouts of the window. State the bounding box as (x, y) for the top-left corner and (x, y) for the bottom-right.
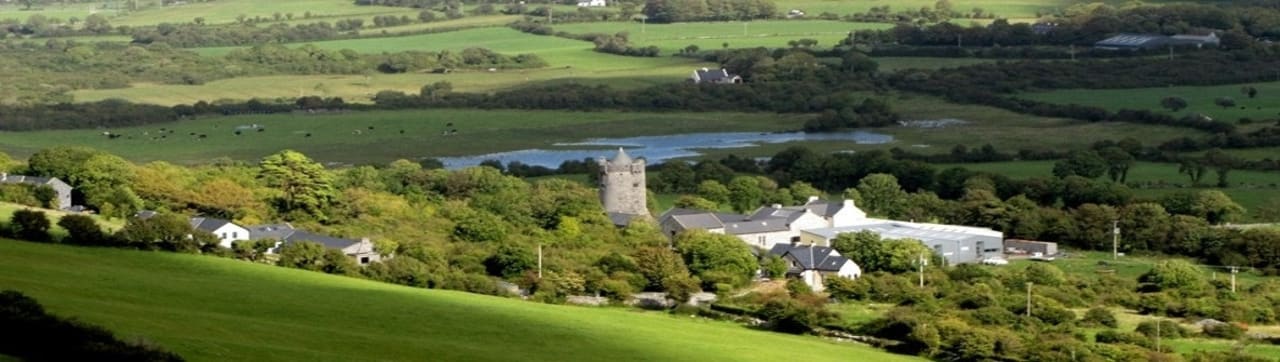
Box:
(232, 232), (238, 239)
(790, 236), (800, 243)
(221, 232), (227, 239)
(758, 236), (766, 246)
(360, 257), (370, 264)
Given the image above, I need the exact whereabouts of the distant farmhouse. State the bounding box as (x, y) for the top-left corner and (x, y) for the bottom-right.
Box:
(577, 0), (606, 7)
(248, 223), (381, 265)
(190, 216), (250, 248)
(136, 211), (381, 265)
(0, 173), (73, 210)
(1094, 32), (1219, 50)
(690, 68), (743, 84)
(768, 244), (860, 292)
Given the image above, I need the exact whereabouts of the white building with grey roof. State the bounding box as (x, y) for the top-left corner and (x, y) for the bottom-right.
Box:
(658, 197), (864, 250)
(189, 216), (250, 248)
(248, 223), (382, 265)
(800, 219), (1004, 265)
(768, 243), (861, 292)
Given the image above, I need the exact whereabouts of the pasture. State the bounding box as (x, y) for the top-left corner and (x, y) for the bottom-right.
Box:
(695, 94), (1209, 158)
(0, 202), (124, 237)
(1021, 81), (1280, 130)
(940, 160), (1280, 221)
(0, 240), (918, 362)
(0, 109), (808, 164)
(552, 20), (892, 54)
(79, 28), (714, 104)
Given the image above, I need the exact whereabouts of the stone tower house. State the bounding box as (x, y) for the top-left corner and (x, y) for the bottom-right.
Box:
(598, 148), (648, 218)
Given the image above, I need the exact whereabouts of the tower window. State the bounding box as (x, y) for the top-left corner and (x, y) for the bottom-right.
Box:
(633, 182), (640, 187)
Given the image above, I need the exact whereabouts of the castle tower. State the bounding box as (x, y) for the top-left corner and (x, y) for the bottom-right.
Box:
(598, 148), (648, 217)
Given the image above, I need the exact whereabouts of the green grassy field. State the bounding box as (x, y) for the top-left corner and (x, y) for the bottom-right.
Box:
(1021, 81), (1280, 128)
(941, 160), (1280, 221)
(0, 109), (808, 164)
(77, 28), (712, 104)
(695, 94), (1209, 159)
(0, 240), (919, 361)
(552, 20), (892, 54)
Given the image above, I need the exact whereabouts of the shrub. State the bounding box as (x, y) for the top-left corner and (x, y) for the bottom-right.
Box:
(1082, 307), (1119, 328)
(1136, 320), (1188, 339)
(8, 209), (50, 242)
(1202, 322), (1245, 339)
(57, 215), (109, 246)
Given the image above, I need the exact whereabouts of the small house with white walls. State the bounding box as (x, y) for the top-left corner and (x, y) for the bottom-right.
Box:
(690, 68), (743, 84)
(658, 197), (864, 249)
(768, 244), (860, 292)
(189, 217), (250, 249)
(248, 223), (382, 265)
(577, 0), (606, 7)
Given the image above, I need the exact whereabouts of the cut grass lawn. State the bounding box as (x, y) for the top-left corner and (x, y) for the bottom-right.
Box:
(0, 109), (809, 164)
(0, 240), (920, 361)
(1021, 81), (1280, 131)
(939, 160), (1280, 221)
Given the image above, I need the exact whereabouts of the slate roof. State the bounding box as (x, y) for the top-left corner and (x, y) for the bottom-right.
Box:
(285, 229), (361, 250)
(247, 224), (295, 241)
(723, 218), (789, 235)
(696, 68), (731, 81)
(189, 217), (235, 233)
(1094, 33), (1168, 48)
(768, 244), (849, 272)
(0, 174), (55, 186)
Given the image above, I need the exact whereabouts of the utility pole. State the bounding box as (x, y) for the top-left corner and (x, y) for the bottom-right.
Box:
(1156, 319), (1162, 352)
(537, 244), (543, 279)
(1112, 220), (1120, 260)
(918, 253), (926, 288)
(743, 21), (748, 36)
(1231, 266), (1239, 293)
(1025, 282), (1033, 317)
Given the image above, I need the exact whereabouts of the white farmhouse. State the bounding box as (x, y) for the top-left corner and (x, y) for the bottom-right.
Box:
(577, 0), (606, 7)
(768, 244), (860, 292)
(190, 217), (250, 249)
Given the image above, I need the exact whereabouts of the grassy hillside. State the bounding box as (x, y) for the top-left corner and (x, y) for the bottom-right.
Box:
(0, 240), (918, 361)
(0, 109), (808, 164)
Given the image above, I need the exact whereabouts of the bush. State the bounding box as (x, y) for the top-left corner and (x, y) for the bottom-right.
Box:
(1095, 330), (1151, 348)
(1136, 320), (1188, 339)
(8, 209), (50, 242)
(57, 215), (109, 246)
(1202, 322), (1245, 339)
(1083, 307), (1119, 328)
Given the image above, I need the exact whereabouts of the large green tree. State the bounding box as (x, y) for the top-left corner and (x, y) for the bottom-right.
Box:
(857, 173), (907, 218)
(258, 150), (336, 218)
(673, 230), (757, 287)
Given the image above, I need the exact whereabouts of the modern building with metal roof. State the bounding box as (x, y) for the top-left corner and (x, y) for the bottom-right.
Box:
(801, 219), (1003, 265)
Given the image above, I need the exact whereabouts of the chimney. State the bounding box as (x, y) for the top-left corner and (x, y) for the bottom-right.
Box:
(807, 196), (819, 204)
(1, 172), (6, 180)
(771, 203), (782, 209)
(844, 199), (855, 208)
(701, 67), (709, 72)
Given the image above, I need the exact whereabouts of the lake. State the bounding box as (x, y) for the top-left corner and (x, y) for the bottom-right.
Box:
(438, 131), (892, 169)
